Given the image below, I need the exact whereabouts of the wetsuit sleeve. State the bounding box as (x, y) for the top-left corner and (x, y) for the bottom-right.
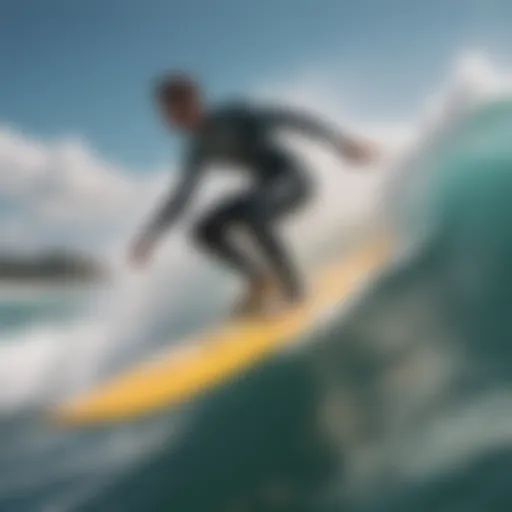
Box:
(260, 106), (348, 149)
(143, 146), (204, 239)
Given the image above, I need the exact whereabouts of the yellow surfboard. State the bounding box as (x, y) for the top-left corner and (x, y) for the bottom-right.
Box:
(54, 238), (391, 426)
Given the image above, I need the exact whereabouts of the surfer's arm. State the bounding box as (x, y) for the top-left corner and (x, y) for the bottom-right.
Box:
(141, 148), (204, 242)
(129, 152), (204, 266)
(261, 106), (377, 163)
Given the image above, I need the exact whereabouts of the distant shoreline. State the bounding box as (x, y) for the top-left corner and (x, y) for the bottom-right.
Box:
(0, 250), (108, 302)
(0, 251), (107, 286)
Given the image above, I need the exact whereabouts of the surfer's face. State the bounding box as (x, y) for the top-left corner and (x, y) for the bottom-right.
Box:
(160, 96), (203, 132)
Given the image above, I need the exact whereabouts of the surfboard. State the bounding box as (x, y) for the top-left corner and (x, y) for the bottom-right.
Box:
(53, 238), (391, 426)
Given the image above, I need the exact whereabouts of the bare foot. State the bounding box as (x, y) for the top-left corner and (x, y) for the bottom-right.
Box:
(232, 277), (280, 318)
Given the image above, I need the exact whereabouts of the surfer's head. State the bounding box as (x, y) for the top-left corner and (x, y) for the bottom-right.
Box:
(155, 72), (204, 132)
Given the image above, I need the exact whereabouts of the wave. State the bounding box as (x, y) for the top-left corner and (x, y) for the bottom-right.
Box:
(317, 99), (512, 510)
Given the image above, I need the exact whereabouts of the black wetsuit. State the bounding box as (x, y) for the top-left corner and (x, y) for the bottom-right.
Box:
(144, 101), (344, 300)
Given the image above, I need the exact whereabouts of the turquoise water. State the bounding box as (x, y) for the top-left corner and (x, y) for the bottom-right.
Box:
(0, 297), (85, 334)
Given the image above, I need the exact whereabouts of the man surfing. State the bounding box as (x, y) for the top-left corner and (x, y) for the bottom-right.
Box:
(129, 72), (378, 317)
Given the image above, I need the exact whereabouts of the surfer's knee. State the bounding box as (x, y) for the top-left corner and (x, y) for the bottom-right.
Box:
(239, 196), (268, 231)
(193, 218), (218, 249)
(193, 216), (230, 250)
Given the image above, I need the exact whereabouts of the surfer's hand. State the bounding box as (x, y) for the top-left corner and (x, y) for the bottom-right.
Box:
(129, 234), (156, 267)
(340, 138), (379, 165)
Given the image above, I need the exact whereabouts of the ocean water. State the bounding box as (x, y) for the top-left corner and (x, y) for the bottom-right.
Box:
(2, 78), (512, 511)
(315, 98), (512, 512)
(0, 287), (94, 335)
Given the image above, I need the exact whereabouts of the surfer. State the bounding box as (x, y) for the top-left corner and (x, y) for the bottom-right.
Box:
(129, 72), (378, 316)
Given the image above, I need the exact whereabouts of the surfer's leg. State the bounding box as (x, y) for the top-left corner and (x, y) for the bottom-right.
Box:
(243, 174), (310, 302)
(192, 157), (310, 312)
(235, 151), (312, 302)
(193, 198), (281, 316)
(193, 201), (263, 281)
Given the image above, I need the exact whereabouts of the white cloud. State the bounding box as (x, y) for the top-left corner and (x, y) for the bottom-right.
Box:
(0, 129), (169, 254)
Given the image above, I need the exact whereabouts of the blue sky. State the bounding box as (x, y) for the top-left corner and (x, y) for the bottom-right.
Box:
(2, 0), (512, 171)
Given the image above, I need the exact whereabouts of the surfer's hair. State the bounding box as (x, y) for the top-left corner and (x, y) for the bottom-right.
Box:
(155, 72), (200, 105)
